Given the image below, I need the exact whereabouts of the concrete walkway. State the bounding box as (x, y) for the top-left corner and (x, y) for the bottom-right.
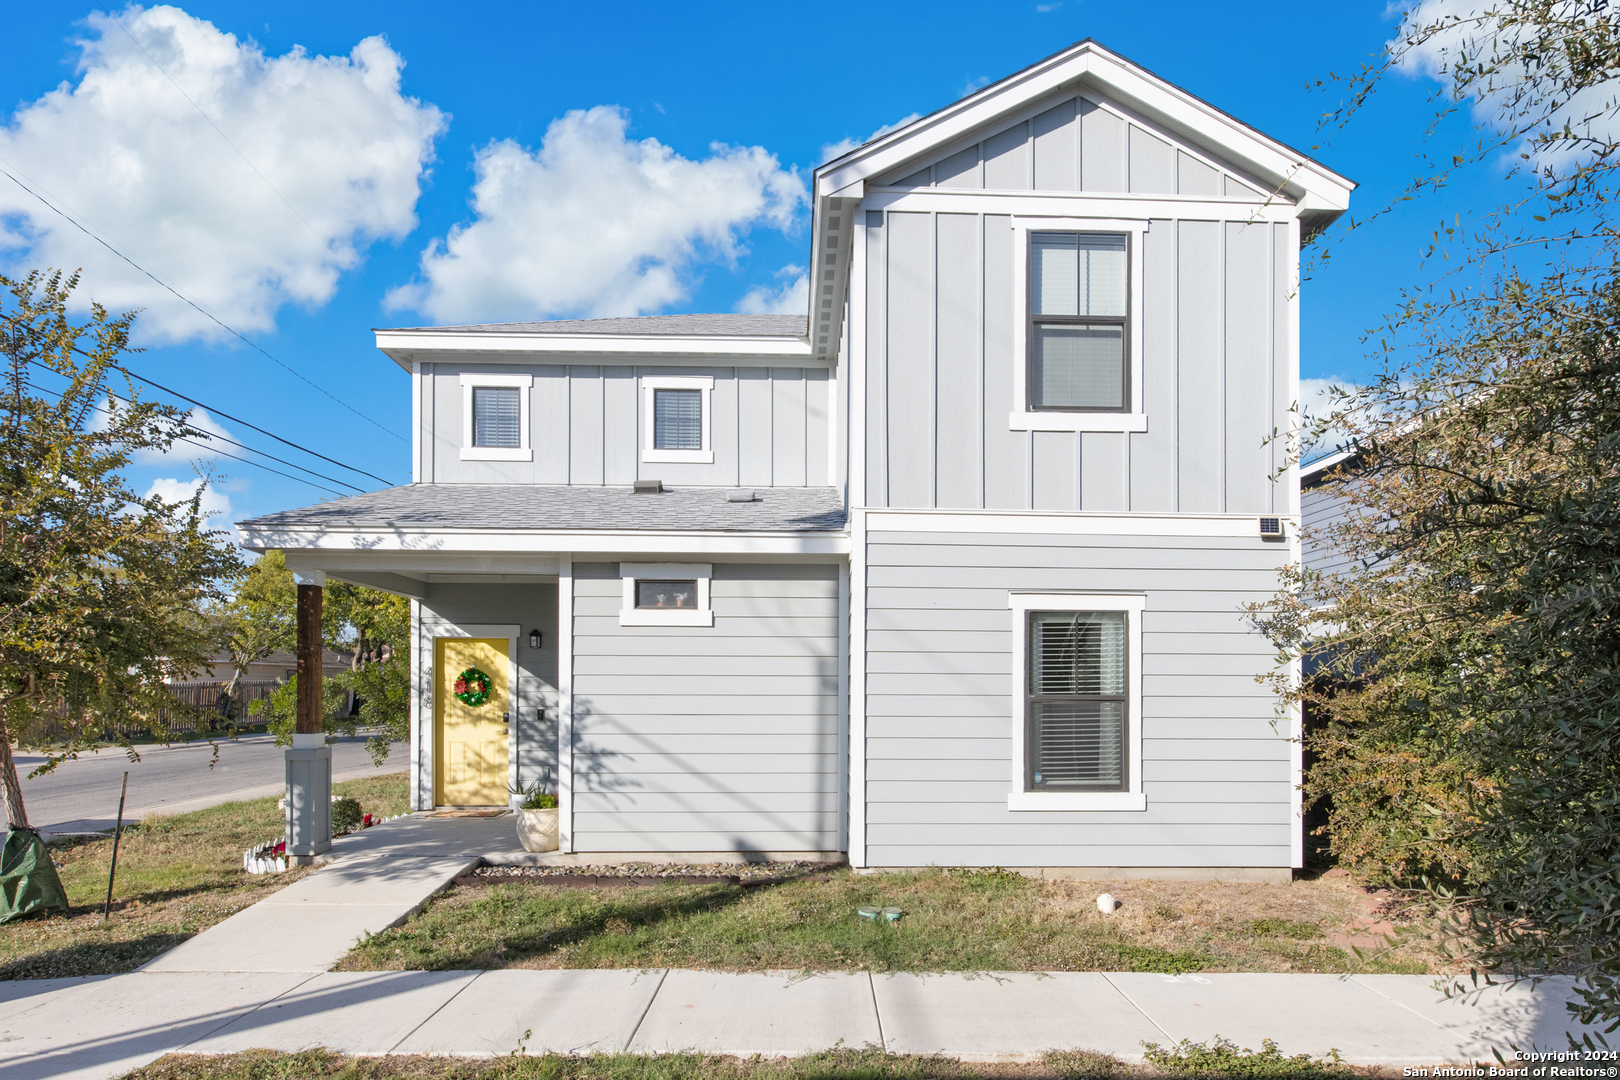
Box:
(0, 968), (1602, 1079)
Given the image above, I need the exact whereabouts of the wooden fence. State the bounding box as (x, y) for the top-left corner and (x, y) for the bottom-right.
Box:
(25, 679), (283, 744)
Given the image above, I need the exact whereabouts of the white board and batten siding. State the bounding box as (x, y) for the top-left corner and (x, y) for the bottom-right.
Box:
(860, 89), (1297, 519)
(421, 362), (830, 489)
(862, 526), (1294, 869)
(570, 562), (842, 854)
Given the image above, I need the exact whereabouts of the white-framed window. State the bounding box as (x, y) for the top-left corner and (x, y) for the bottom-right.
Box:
(641, 375), (714, 464)
(1007, 592), (1146, 811)
(619, 563), (713, 627)
(1009, 218), (1148, 434)
(460, 373), (533, 461)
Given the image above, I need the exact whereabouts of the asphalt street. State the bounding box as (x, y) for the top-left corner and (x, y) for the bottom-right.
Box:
(11, 733), (408, 834)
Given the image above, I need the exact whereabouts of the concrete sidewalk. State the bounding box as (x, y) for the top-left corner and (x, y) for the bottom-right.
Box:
(0, 968), (1602, 1079)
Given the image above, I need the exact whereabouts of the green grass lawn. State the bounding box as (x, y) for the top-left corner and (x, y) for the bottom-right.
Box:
(0, 770), (408, 979)
(337, 866), (1438, 976)
(123, 1043), (1360, 1080)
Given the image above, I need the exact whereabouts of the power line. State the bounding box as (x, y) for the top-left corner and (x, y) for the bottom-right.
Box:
(108, 12), (328, 251)
(116, 367), (397, 488)
(0, 160), (408, 444)
(5, 315), (397, 487)
(18, 378), (350, 498)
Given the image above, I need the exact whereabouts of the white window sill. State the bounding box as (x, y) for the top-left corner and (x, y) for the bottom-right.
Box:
(1007, 791), (1146, 812)
(1009, 411), (1148, 433)
(642, 449), (714, 464)
(619, 609), (715, 627)
(461, 447), (532, 461)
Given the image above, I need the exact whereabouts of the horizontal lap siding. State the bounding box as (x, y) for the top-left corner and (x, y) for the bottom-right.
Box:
(863, 529), (1292, 868)
(572, 561), (840, 853)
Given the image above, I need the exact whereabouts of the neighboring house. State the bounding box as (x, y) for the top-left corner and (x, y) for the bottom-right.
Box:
(176, 648), (351, 684)
(240, 40), (1353, 876)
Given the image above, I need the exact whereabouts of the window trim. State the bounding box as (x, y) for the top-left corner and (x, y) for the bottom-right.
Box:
(619, 563), (714, 626)
(459, 373), (533, 461)
(641, 375), (714, 464)
(1009, 218), (1148, 433)
(1007, 592), (1146, 811)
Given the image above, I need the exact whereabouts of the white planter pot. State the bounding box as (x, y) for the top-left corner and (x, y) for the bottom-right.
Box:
(516, 807), (559, 853)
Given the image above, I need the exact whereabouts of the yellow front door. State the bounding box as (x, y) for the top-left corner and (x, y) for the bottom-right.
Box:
(435, 637), (511, 806)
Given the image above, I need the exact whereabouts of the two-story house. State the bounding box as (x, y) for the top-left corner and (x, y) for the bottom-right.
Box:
(241, 39), (1353, 878)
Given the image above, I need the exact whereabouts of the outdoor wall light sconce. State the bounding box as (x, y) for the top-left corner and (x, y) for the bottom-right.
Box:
(528, 629), (542, 649)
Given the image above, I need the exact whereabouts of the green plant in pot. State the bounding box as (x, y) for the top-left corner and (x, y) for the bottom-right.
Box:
(514, 787), (559, 852)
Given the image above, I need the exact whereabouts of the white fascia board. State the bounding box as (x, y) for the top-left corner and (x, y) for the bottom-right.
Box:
(1300, 446), (1360, 484)
(815, 42), (1353, 215)
(865, 189), (1304, 222)
(376, 331), (813, 363)
(864, 507), (1297, 539)
(241, 526), (850, 557)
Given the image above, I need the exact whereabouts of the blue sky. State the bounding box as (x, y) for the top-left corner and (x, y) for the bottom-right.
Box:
(0, 2), (1494, 533)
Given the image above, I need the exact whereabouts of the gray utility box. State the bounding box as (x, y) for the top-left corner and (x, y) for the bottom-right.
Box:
(285, 745), (332, 862)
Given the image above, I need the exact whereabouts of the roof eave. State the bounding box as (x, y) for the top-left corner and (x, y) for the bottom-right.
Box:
(374, 328), (816, 369)
(814, 40), (1355, 215)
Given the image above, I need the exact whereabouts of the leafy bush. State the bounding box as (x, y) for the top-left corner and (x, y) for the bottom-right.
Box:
(520, 791), (558, 810)
(1143, 1037), (1349, 1077)
(330, 796), (363, 835)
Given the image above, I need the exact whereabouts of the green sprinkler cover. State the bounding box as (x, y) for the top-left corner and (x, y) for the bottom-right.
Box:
(0, 827), (70, 923)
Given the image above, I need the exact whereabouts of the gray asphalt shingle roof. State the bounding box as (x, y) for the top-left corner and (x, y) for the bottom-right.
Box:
(239, 485), (846, 532)
(381, 314), (807, 338)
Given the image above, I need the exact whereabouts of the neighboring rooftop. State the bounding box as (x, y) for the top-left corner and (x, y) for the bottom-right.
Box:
(239, 485), (847, 534)
(379, 313), (808, 338)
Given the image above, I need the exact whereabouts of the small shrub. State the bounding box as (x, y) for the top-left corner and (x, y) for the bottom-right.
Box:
(1045, 1047), (1126, 1078)
(1143, 1037), (1350, 1077)
(1250, 918), (1323, 939)
(330, 796), (363, 835)
(520, 791), (558, 810)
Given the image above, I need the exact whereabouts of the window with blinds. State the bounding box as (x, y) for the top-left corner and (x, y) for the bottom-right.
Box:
(1029, 232), (1128, 411)
(471, 387), (521, 448)
(1026, 610), (1127, 790)
(653, 388), (703, 450)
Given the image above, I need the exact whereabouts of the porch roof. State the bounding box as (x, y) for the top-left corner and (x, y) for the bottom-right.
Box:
(238, 484), (847, 534)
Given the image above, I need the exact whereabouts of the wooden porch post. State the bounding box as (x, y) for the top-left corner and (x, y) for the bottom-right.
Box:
(287, 570), (332, 862)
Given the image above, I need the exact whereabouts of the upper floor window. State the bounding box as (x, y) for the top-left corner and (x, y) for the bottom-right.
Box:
(654, 390), (702, 450)
(473, 388), (521, 448)
(642, 375), (714, 464)
(459, 372), (532, 462)
(1029, 232), (1128, 412)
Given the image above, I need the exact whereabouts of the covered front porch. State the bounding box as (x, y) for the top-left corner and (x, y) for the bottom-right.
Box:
(238, 484), (850, 864)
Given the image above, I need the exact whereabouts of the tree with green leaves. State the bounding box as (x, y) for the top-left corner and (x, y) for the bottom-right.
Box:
(0, 270), (243, 828)
(1254, 1), (1620, 1038)
(248, 568), (410, 765)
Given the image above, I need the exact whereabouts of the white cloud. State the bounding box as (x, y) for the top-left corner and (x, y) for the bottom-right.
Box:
(135, 406), (236, 465)
(820, 114), (923, 165)
(1298, 376), (1360, 452)
(1391, 1), (1620, 173)
(386, 106), (805, 324)
(0, 4), (445, 342)
(737, 265), (807, 315)
(144, 476), (235, 538)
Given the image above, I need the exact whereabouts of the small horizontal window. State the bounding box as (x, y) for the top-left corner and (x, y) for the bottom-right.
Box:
(472, 387), (521, 448)
(635, 579), (698, 610)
